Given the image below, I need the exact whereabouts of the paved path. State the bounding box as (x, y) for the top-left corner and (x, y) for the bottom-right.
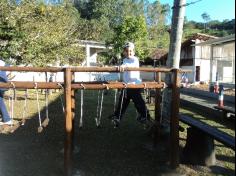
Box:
(180, 91), (235, 118)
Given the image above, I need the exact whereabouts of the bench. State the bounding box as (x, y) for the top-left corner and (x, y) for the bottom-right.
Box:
(179, 114), (235, 166)
(180, 114), (235, 149)
(214, 106), (235, 118)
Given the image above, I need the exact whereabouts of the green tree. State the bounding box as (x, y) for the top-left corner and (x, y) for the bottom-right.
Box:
(0, 0), (84, 66)
(145, 0), (170, 52)
(111, 15), (148, 61)
(201, 12), (211, 31)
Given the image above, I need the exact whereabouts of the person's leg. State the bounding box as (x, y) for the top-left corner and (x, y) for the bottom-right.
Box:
(114, 89), (130, 120)
(0, 90), (11, 123)
(131, 89), (150, 122)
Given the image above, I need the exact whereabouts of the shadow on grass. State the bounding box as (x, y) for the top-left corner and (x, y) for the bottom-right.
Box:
(216, 154), (235, 163)
(0, 90), (234, 176)
(0, 92), (65, 176)
(210, 166), (235, 176)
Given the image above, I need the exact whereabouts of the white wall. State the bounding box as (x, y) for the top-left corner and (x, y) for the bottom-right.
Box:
(11, 71), (163, 82)
(194, 58), (211, 82)
(11, 71), (120, 82)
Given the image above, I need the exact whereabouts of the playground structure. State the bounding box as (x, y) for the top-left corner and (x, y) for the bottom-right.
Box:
(0, 66), (186, 176)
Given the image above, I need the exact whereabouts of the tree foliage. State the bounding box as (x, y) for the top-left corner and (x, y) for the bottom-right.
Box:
(111, 15), (148, 60)
(0, 0), (234, 66)
(0, 0), (84, 66)
(184, 19), (235, 38)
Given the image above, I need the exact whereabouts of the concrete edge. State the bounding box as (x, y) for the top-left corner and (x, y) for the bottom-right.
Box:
(180, 88), (235, 104)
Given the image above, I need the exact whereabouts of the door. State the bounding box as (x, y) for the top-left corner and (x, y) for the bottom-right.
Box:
(196, 66), (200, 81)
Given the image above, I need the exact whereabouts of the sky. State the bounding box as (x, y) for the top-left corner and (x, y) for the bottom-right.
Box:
(151, 0), (235, 23)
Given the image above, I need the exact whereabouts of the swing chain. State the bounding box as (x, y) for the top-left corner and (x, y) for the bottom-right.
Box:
(34, 82), (43, 133)
(21, 89), (28, 125)
(9, 82), (16, 125)
(160, 83), (167, 125)
(79, 83), (86, 128)
(117, 83), (127, 122)
(57, 83), (65, 113)
(10, 82), (15, 89)
(79, 88), (84, 128)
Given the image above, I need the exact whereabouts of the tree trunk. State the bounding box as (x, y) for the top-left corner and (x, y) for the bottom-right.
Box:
(162, 0), (186, 124)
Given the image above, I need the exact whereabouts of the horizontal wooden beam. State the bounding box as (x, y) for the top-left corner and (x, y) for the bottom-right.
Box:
(0, 81), (165, 90)
(0, 66), (191, 73)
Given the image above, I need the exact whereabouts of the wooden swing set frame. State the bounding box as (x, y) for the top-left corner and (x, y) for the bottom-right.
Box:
(0, 66), (185, 176)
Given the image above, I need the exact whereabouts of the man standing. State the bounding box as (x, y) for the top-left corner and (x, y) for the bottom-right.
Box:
(0, 59), (12, 126)
(109, 42), (150, 128)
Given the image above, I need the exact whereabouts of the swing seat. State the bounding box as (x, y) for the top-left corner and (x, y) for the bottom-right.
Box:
(0, 121), (20, 134)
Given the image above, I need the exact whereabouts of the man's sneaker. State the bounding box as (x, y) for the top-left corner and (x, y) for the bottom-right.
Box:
(112, 119), (120, 128)
(0, 120), (13, 126)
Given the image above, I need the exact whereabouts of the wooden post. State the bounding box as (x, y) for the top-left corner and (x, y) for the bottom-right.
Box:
(64, 68), (73, 176)
(71, 72), (75, 150)
(170, 69), (180, 168)
(154, 72), (162, 146)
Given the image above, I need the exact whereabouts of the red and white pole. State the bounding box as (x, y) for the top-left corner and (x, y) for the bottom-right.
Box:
(218, 85), (224, 107)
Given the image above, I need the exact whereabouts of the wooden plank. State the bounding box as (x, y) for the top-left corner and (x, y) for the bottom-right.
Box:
(154, 72), (162, 146)
(179, 115), (235, 150)
(0, 66), (191, 73)
(0, 81), (165, 90)
(64, 68), (73, 176)
(170, 69), (180, 168)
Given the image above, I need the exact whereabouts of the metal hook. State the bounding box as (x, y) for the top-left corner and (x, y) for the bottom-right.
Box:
(143, 83), (147, 89)
(57, 83), (64, 89)
(34, 82), (38, 89)
(81, 84), (86, 89)
(119, 66), (125, 72)
(10, 82), (15, 89)
(103, 83), (109, 90)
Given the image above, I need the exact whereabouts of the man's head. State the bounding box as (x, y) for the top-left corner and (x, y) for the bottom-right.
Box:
(123, 42), (135, 59)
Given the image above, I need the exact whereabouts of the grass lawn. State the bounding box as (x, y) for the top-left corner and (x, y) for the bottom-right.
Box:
(0, 89), (235, 176)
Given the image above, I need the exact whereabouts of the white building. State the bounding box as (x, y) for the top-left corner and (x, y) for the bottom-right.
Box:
(159, 33), (235, 84)
(11, 40), (115, 82)
(78, 40), (112, 67)
(194, 34), (235, 84)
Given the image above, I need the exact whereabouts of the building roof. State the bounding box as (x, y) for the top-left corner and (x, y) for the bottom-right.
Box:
(193, 34), (235, 46)
(159, 33), (217, 61)
(181, 33), (217, 48)
(78, 40), (112, 49)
